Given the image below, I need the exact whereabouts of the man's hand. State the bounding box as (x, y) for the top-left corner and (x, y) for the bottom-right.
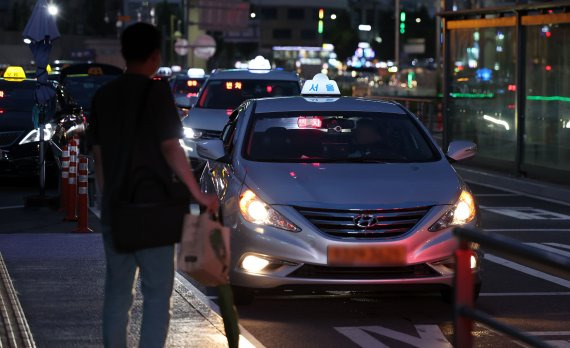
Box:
(197, 193), (219, 213)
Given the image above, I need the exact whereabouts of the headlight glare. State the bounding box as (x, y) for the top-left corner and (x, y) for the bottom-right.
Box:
(429, 190), (476, 232)
(19, 124), (54, 145)
(183, 127), (202, 139)
(239, 188), (300, 232)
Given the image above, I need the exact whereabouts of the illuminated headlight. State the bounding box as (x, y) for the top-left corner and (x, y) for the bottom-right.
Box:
(183, 127), (202, 139)
(19, 124), (54, 145)
(429, 190), (477, 232)
(239, 188), (300, 232)
(241, 255), (271, 273)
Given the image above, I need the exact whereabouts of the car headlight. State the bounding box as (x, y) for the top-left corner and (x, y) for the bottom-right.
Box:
(183, 127), (202, 139)
(429, 190), (477, 232)
(19, 124), (54, 145)
(239, 188), (301, 232)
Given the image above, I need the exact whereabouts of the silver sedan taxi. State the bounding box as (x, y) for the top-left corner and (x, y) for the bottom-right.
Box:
(197, 74), (481, 304)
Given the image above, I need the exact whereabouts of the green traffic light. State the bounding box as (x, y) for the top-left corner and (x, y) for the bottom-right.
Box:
(400, 11), (406, 22)
(318, 20), (323, 34)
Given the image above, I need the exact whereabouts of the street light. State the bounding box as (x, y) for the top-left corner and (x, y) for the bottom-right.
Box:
(330, 13), (337, 20)
(47, 3), (58, 16)
(250, 12), (256, 18)
(416, 17), (421, 23)
(358, 24), (371, 31)
(23, 38), (32, 44)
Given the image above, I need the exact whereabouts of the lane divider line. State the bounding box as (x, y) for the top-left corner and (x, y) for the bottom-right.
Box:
(0, 205), (25, 210)
(545, 243), (570, 251)
(483, 229), (570, 232)
(480, 292), (570, 297)
(175, 273), (265, 348)
(464, 179), (570, 207)
(526, 243), (570, 258)
(0, 252), (36, 347)
(484, 254), (570, 289)
(475, 193), (519, 197)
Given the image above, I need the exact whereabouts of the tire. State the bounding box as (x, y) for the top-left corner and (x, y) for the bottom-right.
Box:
(232, 286), (255, 306)
(440, 282), (481, 304)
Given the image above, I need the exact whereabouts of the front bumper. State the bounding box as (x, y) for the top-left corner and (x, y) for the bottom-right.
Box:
(228, 204), (480, 290)
(0, 143), (46, 176)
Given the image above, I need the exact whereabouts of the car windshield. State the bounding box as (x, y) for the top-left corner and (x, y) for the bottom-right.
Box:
(172, 78), (204, 97)
(244, 111), (440, 163)
(0, 80), (37, 111)
(197, 79), (300, 109)
(63, 75), (116, 110)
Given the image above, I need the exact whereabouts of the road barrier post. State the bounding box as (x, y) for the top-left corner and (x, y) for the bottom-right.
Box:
(454, 241), (474, 348)
(74, 156), (92, 233)
(59, 145), (69, 212)
(65, 138), (78, 221)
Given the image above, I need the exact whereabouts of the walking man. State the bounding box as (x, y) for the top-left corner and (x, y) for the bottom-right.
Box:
(88, 23), (218, 347)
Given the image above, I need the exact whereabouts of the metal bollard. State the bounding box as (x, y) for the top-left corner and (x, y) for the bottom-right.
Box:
(74, 156), (92, 233)
(59, 145), (69, 212)
(65, 138), (78, 221)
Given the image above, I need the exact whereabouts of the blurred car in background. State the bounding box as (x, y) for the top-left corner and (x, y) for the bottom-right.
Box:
(181, 56), (301, 173)
(171, 68), (207, 119)
(0, 66), (85, 179)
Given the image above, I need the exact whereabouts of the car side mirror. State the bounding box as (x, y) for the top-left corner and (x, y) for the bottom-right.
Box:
(197, 139), (228, 162)
(446, 140), (477, 162)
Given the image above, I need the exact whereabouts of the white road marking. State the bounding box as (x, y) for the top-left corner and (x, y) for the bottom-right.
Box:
(335, 325), (452, 348)
(529, 332), (570, 336)
(464, 179), (570, 207)
(484, 229), (570, 232)
(480, 292), (570, 296)
(480, 206), (570, 220)
(484, 254), (570, 289)
(545, 243), (570, 251)
(0, 205), (25, 210)
(475, 193), (519, 197)
(527, 243), (570, 258)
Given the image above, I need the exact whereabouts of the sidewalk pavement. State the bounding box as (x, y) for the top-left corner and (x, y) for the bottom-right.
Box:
(0, 206), (254, 347)
(454, 165), (570, 205)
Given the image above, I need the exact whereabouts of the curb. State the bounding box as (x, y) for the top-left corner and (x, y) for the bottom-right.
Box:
(175, 274), (265, 348)
(455, 166), (570, 206)
(0, 252), (36, 348)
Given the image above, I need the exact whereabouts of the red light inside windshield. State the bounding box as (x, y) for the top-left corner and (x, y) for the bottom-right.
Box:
(187, 80), (198, 87)
(226, 109), (232, 116)
(0, 109), (4, 115)
(298, 116), (322, 129)
(545, 65), (552, 71)
(186, 92), (198, 97)
(508, 84), (516, 91)
(225, 81), (243, 90)
(266, 85), (273, 93)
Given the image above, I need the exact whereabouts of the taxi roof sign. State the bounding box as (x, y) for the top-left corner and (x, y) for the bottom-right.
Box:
(3, 66), (26, 81)
(187, 68), (205, 78)
(248, 56), (271, 70)
(301, 73), (341, 96)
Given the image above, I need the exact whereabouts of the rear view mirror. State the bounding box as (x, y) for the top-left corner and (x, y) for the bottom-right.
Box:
(197, 139), (227, 162)
(447, 140), (477, 162)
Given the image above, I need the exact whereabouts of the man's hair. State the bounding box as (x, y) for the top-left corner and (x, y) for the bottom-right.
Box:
(121, 23), (162, 64)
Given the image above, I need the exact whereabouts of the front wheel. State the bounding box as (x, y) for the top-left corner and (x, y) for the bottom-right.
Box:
(440, 282), (481, 304)
(231, 286), (255, 306)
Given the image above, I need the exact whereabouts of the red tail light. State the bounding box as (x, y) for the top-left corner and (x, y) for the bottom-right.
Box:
(0, 109), (4, 115)
(226, 109), (232, 116)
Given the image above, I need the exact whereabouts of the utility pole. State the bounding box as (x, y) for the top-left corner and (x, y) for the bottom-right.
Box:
(395, 0), (400, 66)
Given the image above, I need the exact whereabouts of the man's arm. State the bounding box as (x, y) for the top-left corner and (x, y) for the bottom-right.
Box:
(92, 145), (104, 193)
(160, 139), (218, 211)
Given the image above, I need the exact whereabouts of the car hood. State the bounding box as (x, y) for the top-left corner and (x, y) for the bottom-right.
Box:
(243, 160), (462, 209)
(0, 110), (34, 132)
(183, 108), (229, 131)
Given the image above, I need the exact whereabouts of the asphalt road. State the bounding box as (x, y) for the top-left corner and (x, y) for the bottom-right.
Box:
(229, 181), (570, 348)
(2, 177), (570, 347)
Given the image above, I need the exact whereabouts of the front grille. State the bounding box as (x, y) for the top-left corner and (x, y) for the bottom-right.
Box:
(289, 264), (438, 280)
(197, 129), (222, 139)
(0, 131), (24, 147)
(296, 206), (432, 239)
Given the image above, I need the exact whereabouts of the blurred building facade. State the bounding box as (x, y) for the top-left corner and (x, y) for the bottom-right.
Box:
(441, 0), (570, 184)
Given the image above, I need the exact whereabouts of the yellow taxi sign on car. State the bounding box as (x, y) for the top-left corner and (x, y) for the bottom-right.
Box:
(3, 66), (27, 81)
(46, 64), (52, 74)
(301, 73), (341, 96)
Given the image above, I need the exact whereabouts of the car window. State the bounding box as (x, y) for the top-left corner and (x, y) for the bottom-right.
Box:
(0, 80), (37, 111)
(197, 79), (300, 110)
(62, 75), (116, 110)
(244, 111), (440, 163)
(222, 108), (243, 153)
(172, 78), (203, 97)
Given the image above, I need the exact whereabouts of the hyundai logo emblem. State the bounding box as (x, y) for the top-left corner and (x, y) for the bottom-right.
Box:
(353, 214), (378, 228)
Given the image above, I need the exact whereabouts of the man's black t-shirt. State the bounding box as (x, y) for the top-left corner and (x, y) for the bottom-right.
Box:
(87, 73), (183, 224)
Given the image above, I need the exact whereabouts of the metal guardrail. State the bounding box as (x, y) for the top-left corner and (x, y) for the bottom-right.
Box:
(453, 227), (570, 348)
